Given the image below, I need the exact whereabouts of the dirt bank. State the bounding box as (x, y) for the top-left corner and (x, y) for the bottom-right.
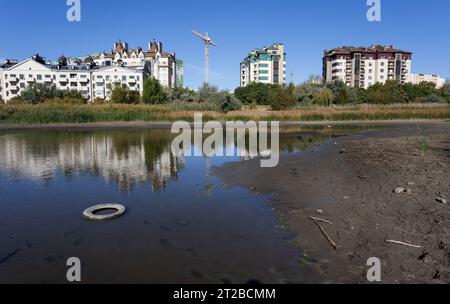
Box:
(214, 122), (450, 283)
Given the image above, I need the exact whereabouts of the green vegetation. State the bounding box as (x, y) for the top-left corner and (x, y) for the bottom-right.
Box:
(0, 102), (449, 125)
(233, 80), (450, 109)
(1, 79), (449, 125)
(111, 83), (140, 104)
(142, 78), (167, 104)
(416, 137), (429, 157)
(195, 84), (242, 113)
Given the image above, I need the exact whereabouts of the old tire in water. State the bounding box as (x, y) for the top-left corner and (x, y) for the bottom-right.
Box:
(83, 204), (126, 221)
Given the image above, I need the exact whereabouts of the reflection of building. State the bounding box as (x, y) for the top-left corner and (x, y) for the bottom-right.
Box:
(0, 134), (182, 192)
(240, 43), (286, 87)
(323, 45), (412, 89)
(410, 73), (446, 89)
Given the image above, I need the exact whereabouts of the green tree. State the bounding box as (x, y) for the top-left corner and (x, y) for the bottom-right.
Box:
(234, 82), (273, 105)
(110, 83), (130, 103)
(294, 83), (323, 106)
(440, 84), (450, 103)
(312, 88), (334, 106)
(142, 78), (167, 104)
(165, 86), (196, 103)
(195, 84), (242, 112)
(269, 85), (296, 110)
(127, 90), (141, 104)
(21, 82), (59, 104)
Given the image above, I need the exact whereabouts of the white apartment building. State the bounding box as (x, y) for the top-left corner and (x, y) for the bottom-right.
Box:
(0, 57), (144, 102)
(240, 43), (286, 87)
(91, 41), (177, 88)
(0, 67), (3, 100)
(410, 73), (446, 89)
(323, 45), (412, 89)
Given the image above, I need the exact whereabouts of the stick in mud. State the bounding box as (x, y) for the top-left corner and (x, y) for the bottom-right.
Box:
(309, 218), (338, 250)
(308, 216), (334, 225)
(385, 239), (422, 248)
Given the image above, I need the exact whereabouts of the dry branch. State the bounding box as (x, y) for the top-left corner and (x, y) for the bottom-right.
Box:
(385, 239), (422, 248)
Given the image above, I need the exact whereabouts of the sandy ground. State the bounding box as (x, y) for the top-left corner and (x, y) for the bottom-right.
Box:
(214, 122), (450, 283)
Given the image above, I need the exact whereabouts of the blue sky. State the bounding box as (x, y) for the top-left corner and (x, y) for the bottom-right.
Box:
(0, 0), (449, 90)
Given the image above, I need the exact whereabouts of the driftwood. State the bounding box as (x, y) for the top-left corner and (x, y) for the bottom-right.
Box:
(385, 239), (422, 248)
(308, 216), (334, 225)
(309, 217), (338, 250)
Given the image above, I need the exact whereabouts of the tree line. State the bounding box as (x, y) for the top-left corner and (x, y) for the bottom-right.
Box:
(3, 77), (449, 112)
(234, 80), (450, 109)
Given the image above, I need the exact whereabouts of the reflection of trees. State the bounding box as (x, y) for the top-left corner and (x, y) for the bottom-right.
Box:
(0, 131), (182, 192)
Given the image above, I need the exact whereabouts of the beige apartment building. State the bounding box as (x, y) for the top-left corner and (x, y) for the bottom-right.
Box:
(323, 45), (412, 89)
(410, 73), (446, 89)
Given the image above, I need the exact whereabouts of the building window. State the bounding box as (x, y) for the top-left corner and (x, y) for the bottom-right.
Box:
(37, 75), (42, 80)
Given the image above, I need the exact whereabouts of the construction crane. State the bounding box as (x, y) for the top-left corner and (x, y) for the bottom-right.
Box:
(192, 30), (217, 84)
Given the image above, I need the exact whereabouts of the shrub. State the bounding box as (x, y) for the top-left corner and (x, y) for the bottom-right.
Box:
(110, 83), (140, 104)
(312, 88), (334, 106)
(234, 82), (273, 105)
(194, 84), (242, 113)
(46, 97), (86, 105)
(62, 90), (84, 100)
(7, 96), (26, 105)
(142, 78), (167, 104)
(269, 85), (296, 110)
(21, 82), (60, 104)
(128, 90), (141, 104)
(217, 92), (242, 113)
(295, 83), (323, 106)
(165, 87), (196, 103)
(93, 97), (106, 104)
(441, 84), (450, 103)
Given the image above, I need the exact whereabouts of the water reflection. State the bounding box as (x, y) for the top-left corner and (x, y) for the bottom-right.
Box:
(0, 128), (351, 284)
(0, 129), (336, 192)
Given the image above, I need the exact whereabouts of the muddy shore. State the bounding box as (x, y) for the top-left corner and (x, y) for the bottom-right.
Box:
(214, 122), (450, 283)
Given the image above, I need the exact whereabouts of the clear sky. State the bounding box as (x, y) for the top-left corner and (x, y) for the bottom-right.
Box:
(1, 0), (449, 90)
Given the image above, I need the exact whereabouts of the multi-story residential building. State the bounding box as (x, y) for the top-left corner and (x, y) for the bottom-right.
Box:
(0, 60), (19, 101)
(323, 45), (412, 89)
(175, 59), (184, 88)
(92, 41), (177, 88)
(240, 43), (286, 87)
(0, 56), (144, 102)
(410, 73), (446, 89)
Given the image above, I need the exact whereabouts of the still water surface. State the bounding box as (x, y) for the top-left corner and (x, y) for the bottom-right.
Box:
(0, 129), (344, 283)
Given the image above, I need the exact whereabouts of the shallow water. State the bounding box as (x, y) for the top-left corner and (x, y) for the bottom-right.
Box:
(0, 129), (345, 283)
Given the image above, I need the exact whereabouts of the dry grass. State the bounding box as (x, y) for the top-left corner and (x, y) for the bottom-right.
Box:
(0, 103), (449, 124)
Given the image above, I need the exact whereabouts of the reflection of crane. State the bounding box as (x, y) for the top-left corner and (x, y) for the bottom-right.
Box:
(192, 30), (217, 84)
